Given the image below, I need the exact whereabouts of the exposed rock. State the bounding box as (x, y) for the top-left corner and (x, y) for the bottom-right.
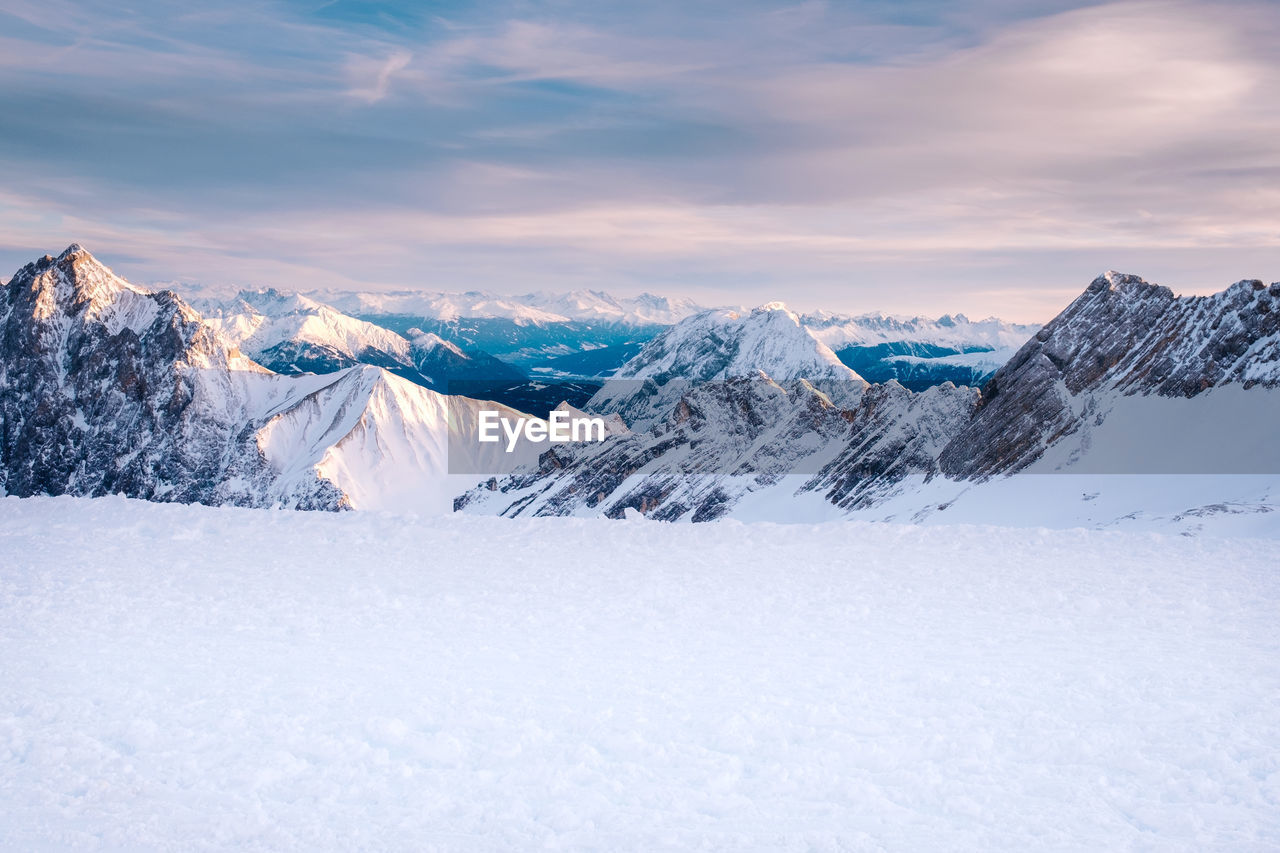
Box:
(0, 245), (344, 508)
(939, 272), (1280, 478)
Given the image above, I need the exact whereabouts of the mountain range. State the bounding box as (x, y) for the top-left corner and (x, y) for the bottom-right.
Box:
(457, 272), (1280, 529)
(5, 244), (1277, 532)
(181, 280), (1034, 388)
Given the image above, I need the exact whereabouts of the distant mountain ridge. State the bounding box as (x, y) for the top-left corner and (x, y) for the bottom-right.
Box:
(195, 288), (524, 393)
(309, 288), (705, 326)
(174, 279), (1038, 388)
(803, 311), (1040, 391)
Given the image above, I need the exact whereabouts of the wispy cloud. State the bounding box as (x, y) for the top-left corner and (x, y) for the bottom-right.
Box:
(346, 49), (412, 103)
(0, 0), (1276, 319)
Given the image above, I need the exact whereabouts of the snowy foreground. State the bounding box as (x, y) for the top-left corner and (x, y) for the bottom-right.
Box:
(2, 497), (1279, 852)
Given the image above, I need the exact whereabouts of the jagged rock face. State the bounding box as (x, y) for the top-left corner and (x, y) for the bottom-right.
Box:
(0, 246), (345, 508)
(455, 375), (978, 522)
(939, 272), (1280, 478)
(805, 381), (981, 509)
(456, 376), (859, 521)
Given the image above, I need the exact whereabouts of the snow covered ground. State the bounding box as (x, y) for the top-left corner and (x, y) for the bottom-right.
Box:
(2, 496), (1279, 851)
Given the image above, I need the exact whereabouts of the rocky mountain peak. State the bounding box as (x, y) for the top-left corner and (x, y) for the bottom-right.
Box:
(8, 243), (160, 330)
(939, 271), (1280, 478)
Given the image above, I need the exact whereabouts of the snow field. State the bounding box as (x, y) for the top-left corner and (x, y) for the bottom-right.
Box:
(1, 495), (1278, 851)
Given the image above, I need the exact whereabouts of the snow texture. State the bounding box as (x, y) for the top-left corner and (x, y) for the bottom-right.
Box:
(2, 495), (1279, 851)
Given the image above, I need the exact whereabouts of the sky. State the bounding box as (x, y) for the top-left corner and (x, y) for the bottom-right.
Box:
(0, 0), (1277, 321)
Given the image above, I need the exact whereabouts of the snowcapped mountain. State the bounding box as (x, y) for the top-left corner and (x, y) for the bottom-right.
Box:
(10, 245), (1276, 530)
(199, 288), (411, 366)
(458, 302), (953, 521)
(612, 303), (860, 385)
(192, 282), (1035, 391)
(0, 245), (340, 509)
(585, 302), (868, 430)
(803, 311), (1040, 390)
(182, 280), (1036, 390)
(803, 310), (1037, 351)
(460, 271), (1280, 525)
(196, 288), (524, 392)
(0, 246), (533, 513)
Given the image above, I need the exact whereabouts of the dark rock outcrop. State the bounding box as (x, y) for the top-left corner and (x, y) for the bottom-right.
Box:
(939, 272), (1280, 478)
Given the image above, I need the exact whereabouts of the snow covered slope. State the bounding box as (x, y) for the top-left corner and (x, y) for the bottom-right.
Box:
(0, 245), (535, 513)
(255, 366), (537, 514)
(459, 376), (860, 520)
(199, 289), (413, 367)
(458, 377), (978, 522)
(829, 472), (1280, 537)
(4, 495), (1279, 850)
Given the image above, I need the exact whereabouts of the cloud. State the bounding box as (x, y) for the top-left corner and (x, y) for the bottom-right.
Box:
(347, 49), (412, 103)
(0, 0), (1276, 319)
